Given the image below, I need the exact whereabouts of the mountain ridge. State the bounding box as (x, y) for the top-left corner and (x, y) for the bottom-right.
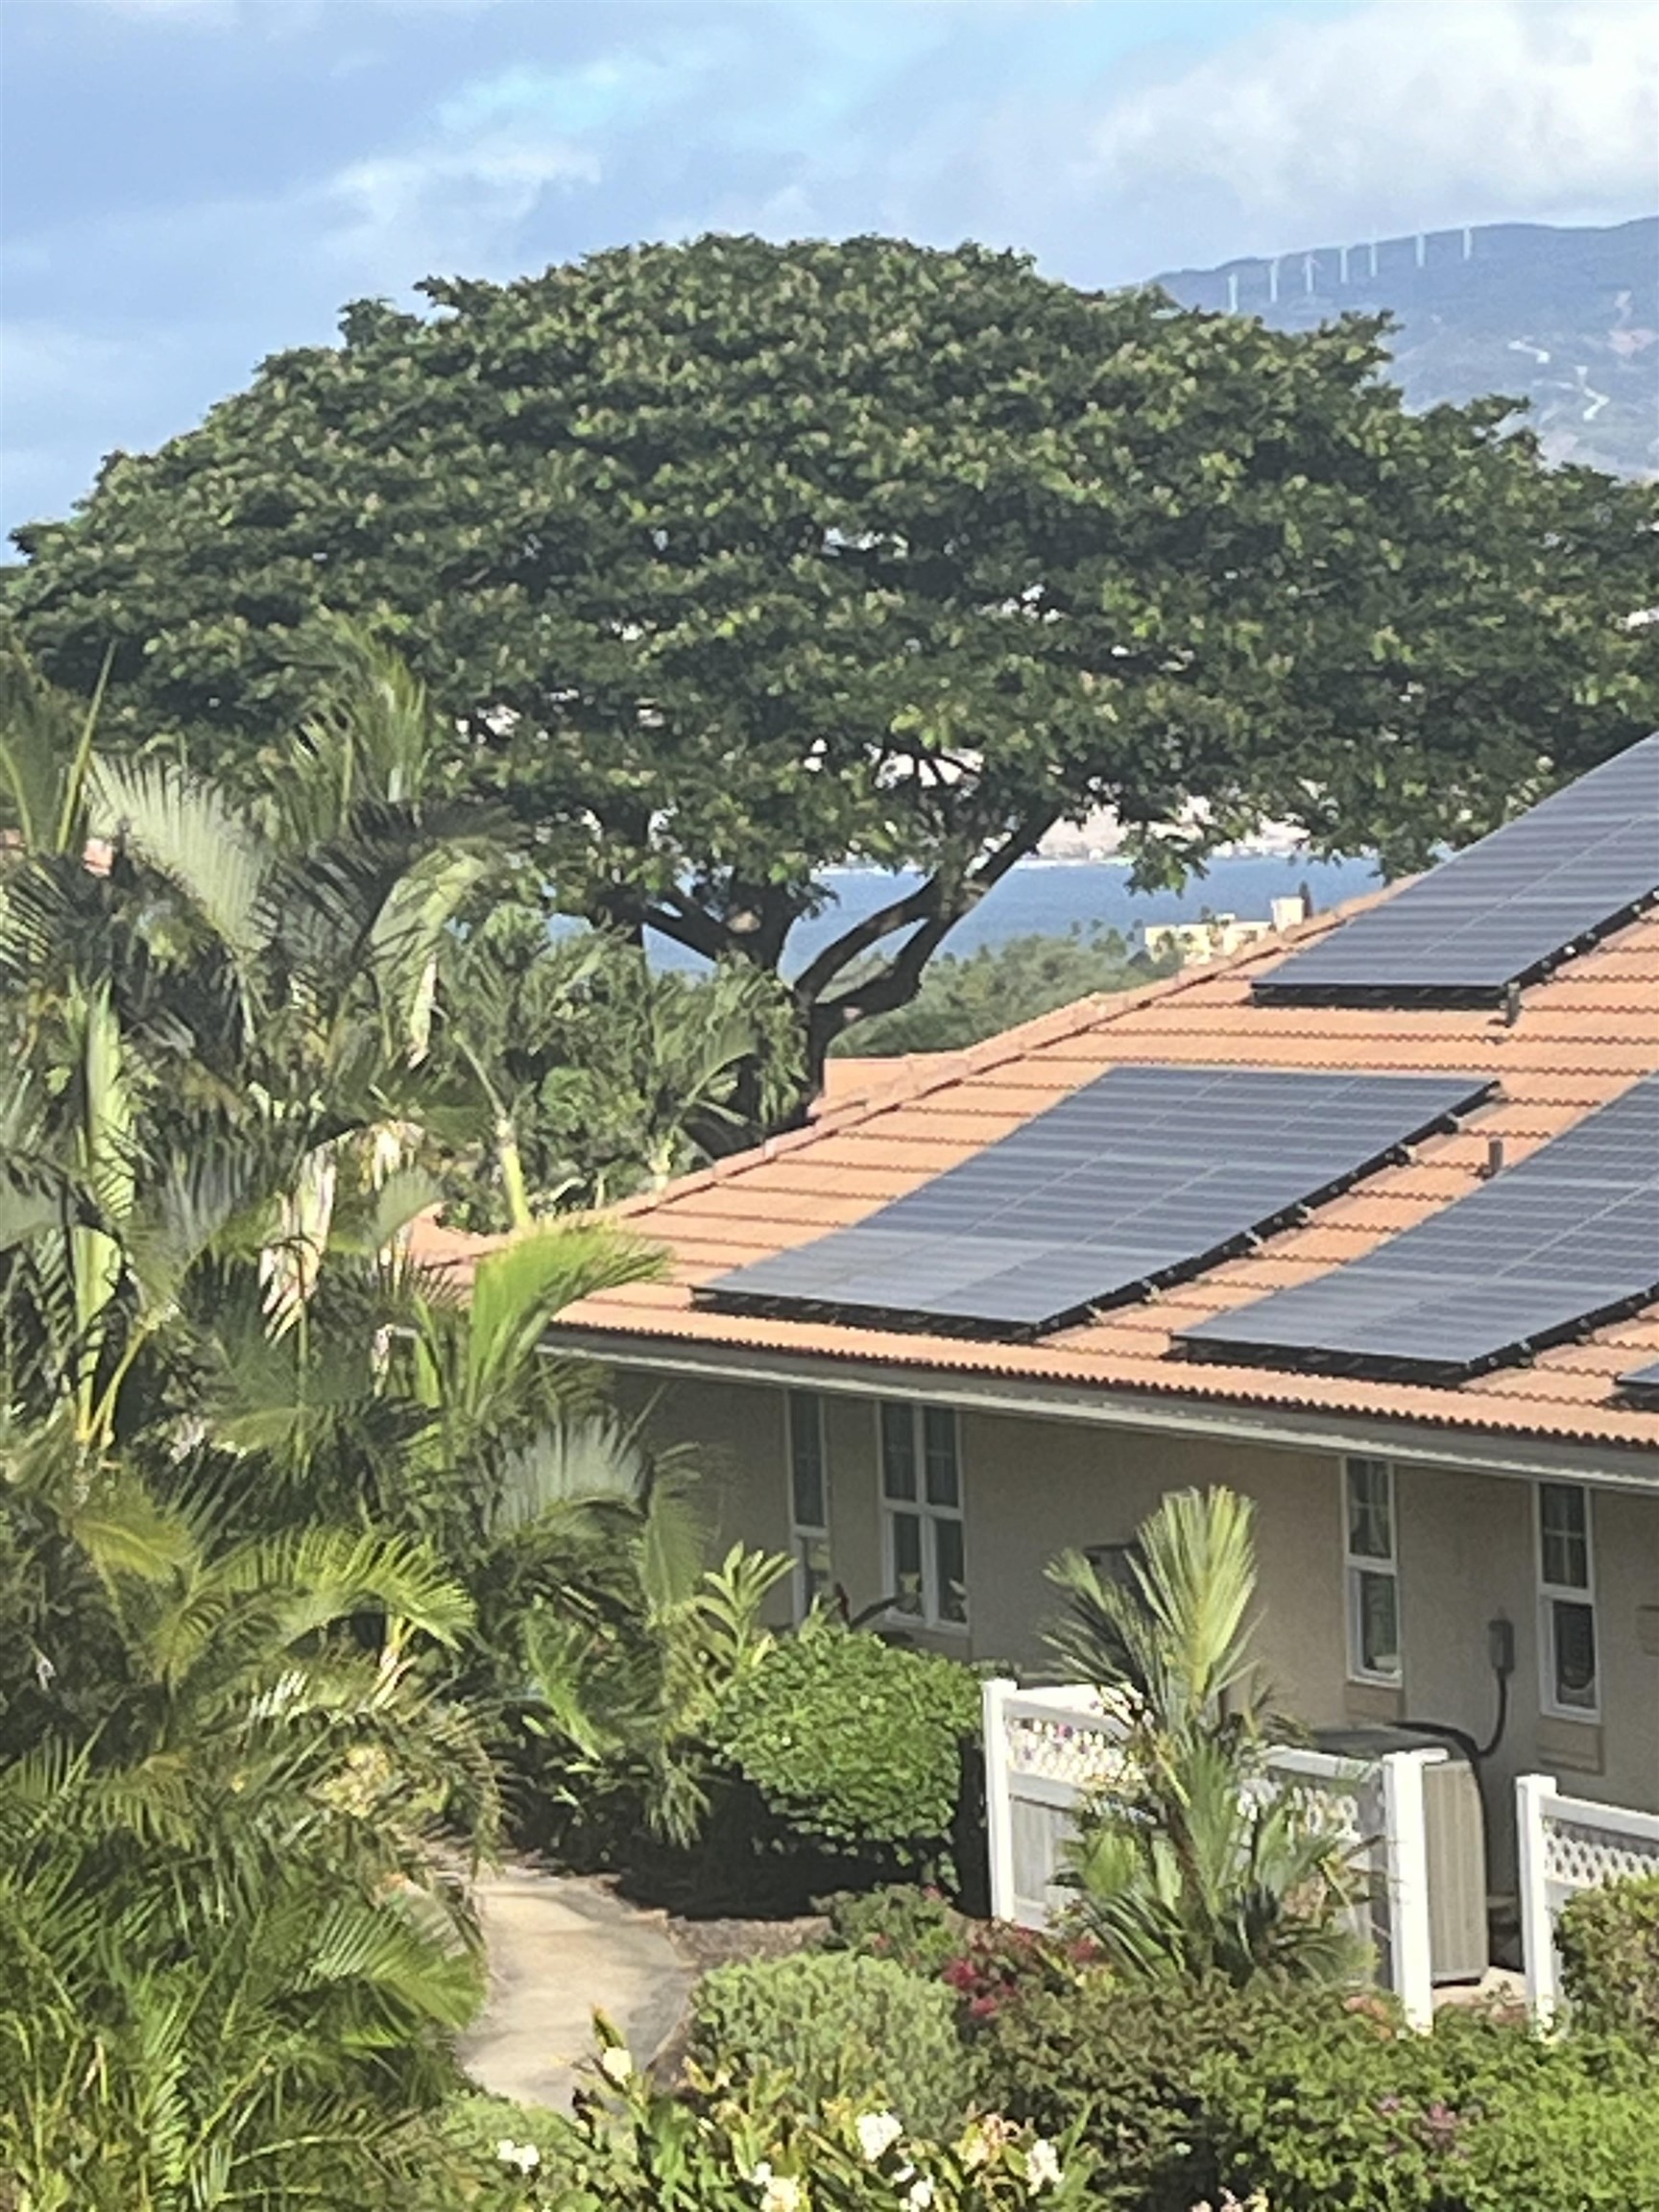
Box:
(1151, 216), (1658, 478)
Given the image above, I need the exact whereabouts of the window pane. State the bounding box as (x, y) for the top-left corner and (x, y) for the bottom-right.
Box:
(923, 1407), (959, 1507)
(1540, 1484), (1588, 1590)
(1346, 1460), (1392, 1561)
(789, 1396), (826, 1529)
(933, 1514), (968, 1626)
(889, 1510), (924, 1614)
(1552, 1599), (1598, 1710)
(881, 1404), (917, 1501)
(1353, 1568), (1401, 1679)
(797, 1533), (832, 1618)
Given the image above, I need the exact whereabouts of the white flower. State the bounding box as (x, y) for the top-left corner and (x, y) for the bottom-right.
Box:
(598, 2044), (634, 2085)
(855, 2109), (903, 2162)
(494, 2136), (541, 2174)
(1025, 2138), (1063, 2194)
(904, 2180), (935, 2211)
(757, 2173), (803, 2212)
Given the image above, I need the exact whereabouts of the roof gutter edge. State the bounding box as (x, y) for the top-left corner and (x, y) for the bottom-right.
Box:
(544, 1327), (1659, 1492)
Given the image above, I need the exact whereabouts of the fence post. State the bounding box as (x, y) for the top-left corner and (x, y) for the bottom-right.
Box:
(1380, 1748), (1438, 2030)
(982, 1677), (1018, 1925)
(1516, 1772), (1559, 2023)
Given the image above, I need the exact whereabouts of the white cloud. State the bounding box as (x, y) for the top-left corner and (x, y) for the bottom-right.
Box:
(1079, 1), (1659, 255)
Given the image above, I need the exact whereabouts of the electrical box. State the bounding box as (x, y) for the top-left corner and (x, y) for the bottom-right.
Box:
(1313, 1725), (1490, 1985)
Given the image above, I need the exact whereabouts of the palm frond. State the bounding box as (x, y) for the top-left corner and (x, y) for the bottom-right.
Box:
(87, 754), (272, 971)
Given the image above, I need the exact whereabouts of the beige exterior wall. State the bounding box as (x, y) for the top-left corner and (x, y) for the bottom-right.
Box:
(624, 1366), (1659, 1863)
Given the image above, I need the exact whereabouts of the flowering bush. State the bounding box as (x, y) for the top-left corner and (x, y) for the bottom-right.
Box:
(939, 1922), (1102, 2031)
(480, 2019), (1095, 2210)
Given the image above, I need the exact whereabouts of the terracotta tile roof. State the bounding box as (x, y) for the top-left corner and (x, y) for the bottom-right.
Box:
(415, 893), (1659, 1456)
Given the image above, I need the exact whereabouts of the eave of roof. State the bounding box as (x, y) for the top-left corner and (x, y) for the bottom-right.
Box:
(415, 889), (1659, 1459)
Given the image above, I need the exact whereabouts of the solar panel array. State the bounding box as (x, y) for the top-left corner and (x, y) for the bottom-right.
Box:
(1253, 733), (1659, 1006)
(1619, 1358), (1659, 1402)
(698, 1066), (1492, 1336)
(1180, 1074), (1659, 1382)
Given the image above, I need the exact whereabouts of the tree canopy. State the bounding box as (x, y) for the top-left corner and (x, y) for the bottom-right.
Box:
(8, 234), (1656, 1094)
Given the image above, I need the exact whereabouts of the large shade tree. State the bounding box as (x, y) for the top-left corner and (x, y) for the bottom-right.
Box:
(8, 235), (1656, 1107)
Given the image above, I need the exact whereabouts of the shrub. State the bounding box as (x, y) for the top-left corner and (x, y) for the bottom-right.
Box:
(709, 1620), (981, 1875)
(820, 1883), (969, 1977)
(481, 2029), (1095, 2211)
(1555, 1871), (1659, 2039)
(688, 1949), (979, 2138)
(1199, 2001), (1659, 2211)
(976, 1969), (1345, 2212)
(941, 1920), (1105, 2031)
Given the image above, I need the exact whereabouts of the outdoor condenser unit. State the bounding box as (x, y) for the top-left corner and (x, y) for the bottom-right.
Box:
(1313, 1725), (1490, 1985)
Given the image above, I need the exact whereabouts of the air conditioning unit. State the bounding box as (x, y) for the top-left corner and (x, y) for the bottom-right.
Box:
(1313, 1724), (1489, 1985)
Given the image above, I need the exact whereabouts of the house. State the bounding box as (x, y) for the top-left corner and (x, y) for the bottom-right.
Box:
(432, 739), (1659, 1891)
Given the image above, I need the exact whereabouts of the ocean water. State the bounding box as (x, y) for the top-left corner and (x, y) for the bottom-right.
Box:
(642, 851), (1381, 975)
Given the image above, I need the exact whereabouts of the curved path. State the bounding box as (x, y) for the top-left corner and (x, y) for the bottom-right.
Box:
(458, 1868), (695, 2110)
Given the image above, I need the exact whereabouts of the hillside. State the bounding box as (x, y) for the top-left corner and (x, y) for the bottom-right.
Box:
(1154, 217), (1657, 478)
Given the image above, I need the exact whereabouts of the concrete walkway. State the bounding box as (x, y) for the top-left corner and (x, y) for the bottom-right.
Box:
(458, 1868), (695, 2111)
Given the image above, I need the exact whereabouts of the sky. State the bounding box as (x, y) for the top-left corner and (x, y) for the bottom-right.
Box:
(2, 0), (1656, 543)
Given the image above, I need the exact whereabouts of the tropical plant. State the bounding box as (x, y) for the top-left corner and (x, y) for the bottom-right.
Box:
(0, 1442), (493, 2205)
(435, 908), (805, 1225)
(470, 2018), (1094, 2211)
(1046, 1486), (1359, 1985)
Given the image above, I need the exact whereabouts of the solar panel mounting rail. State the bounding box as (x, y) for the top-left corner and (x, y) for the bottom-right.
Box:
(1253, 732), (1659, 1008)
(698, 1064), (1494, 1340)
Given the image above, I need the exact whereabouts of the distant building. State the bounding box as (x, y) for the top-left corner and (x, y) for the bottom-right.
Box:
(1142, 896), (1309, 964)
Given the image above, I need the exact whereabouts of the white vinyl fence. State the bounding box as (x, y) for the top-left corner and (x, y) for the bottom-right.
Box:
(1517, 1772), (1659, 2020)
(982, 1678), (1443, 2028)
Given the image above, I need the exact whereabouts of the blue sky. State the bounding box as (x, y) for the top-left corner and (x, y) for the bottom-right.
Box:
(3, 0), (1655, 542)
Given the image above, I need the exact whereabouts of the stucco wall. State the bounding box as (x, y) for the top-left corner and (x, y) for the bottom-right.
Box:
(620, 1368), (1659, 1846)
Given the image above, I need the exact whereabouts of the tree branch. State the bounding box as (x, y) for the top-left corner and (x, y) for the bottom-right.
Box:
(801, 809), (1061, 1013)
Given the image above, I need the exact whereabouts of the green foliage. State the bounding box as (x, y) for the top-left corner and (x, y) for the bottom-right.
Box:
(1555, 1871), (1659, 2040)
(689, 1949), (978, 2138)
(975, 1969), (1348, 2212)
(434, 903), (804, 1225)
(487, 2021), (1094, 2211)
(832, 926), (1176, 1057)
(1048, 1487), (1360, 1985)
(710, 1618), (981, 1870)
(821, 1882), (969, 1978)
(1198, 2002), (1659, 2211)
(13, 235), (1655, 1107)
(0, 1465), (493, 2206)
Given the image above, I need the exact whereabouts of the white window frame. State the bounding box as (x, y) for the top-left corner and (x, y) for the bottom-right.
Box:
(1536, 1480), (1599, 1721)
(1342, 1455), (1402, 1686)
(784, 1391), (831, 1623)
(877, 1402), (968, 1633)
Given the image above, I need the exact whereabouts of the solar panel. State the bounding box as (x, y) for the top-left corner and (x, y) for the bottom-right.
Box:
(1619, 1357), (1659, 1403)
(698, 1066), (1493, 1337)
(1180, 1074), (1659, 1382)
(1254, 733), (1659, 1006)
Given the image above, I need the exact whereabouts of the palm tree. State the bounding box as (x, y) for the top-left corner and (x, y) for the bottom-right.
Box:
(0, 1440), (493, 2206)
(1046, 1487), (1359, 1986)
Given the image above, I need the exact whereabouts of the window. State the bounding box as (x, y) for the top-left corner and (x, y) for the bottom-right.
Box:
(786, 1393), (830, 1621)
(1538, 1481), (1598, 1718)
(879, 1402), (967, 1629)
(1344, 1456), (1401, 1683)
